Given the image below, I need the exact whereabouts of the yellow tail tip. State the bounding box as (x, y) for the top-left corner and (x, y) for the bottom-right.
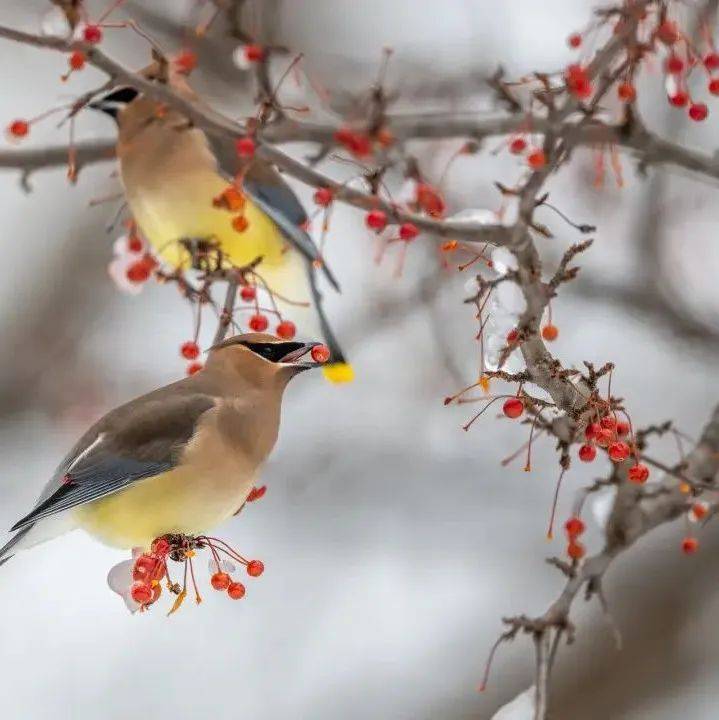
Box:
(322, 362), (355, 384)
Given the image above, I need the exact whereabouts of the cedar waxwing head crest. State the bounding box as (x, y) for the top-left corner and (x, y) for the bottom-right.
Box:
(206, 333), (326, 384)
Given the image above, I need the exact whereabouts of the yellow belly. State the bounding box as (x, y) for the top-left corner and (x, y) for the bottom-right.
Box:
(72, 465), (254, 549)
(127, 169), (277, 265)
(126, 169), (309, 299)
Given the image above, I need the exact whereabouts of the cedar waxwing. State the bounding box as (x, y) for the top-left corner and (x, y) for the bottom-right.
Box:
(89, 71), (353, 384)
(0, 333), (325, 564)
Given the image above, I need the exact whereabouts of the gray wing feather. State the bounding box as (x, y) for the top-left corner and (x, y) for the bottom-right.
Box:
(10, 393), (216, 531)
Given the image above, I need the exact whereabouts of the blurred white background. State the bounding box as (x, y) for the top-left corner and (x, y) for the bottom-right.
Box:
(1, 1), (719, 718)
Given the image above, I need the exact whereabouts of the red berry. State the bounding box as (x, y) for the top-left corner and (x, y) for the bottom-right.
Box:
(126, 259), (152, 283)
(246, 485), (267, 502)
(628, 463), (649, 484)
(83, 24), (103, 44)
(509, 137), (527, 154)
(151, 538), (171, 556)
(608, 441), (630, 462)
(689, 102), (708, 122)
(709, 78), (719, 95)
(227, 581), (246, 599)
(527, 149), (546, 170)
(180, 341), (200, 360)
(130, 581), (153, 604)
(399, 222), (419, 241)
(704, 52), (719, 70)
(564, 516), (585, 538)
(313, 187), (333, 207)
(240, 285), (256, 302)
(600, 416), (617, 431)
(186, 361), (203, 375)
(311, 344), (331, 363)
(211, 572), (231, 590)
(133, 555), (157, 582)
(585, 422), (601, 440)
(682, 536), (699, 554)
(669, 91), (689, 107)
(565, 64), (592, 99)
(246, 560), (264, 577)
(567, 541), (585, 560)
(665, 55), (684, 74)
(616, 421), (630, 437)
(175, 49), (197, 74)
(276, 320), (296, 340)
(578, 444), (597, 463)
(8, 119), (29, 138)
(231, 215), (249, 233)
(415, 183), (446, 217)
(69, 50), (86, 71)
(127, 235), (143, 253)
(244, 44), (265, 62)
(235, 136), (256, 157)
(366, 209), (388, 231)
(506, 328), (519, 344)
(334, 128), (372, 158)
(541, 324), (558, 341)
(249, 314), (269, 332)
(596, 428), (615, 448)
(502, 397), (524, 419)
(691, 502), (708, 521)
(657, 20), (679, 45)
(567, 33), (582, 49)
(617, 82), (636, 102)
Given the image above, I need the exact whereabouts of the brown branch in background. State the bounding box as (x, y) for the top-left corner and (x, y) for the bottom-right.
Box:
(494, 402), (719, 718)
(212, 275), (240, 345)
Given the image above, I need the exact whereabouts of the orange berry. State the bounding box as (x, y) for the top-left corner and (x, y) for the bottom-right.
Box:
(227, 581), (246, 599)
(232, 215), (249, 233)
(564, 516), (585, 537)
(211, 572), (231, 590)
(311, 344), (331, 363)
(541, 324), (559, 341)
(69, 51), (86, 71)
(8, 119), (29, 138)
(527, 149), (546, 170)
(130, 581), (153, 604)
(681, 537), (699, 554)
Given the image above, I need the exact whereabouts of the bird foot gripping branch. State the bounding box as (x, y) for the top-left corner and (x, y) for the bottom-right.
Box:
(108, 532), (265, 615)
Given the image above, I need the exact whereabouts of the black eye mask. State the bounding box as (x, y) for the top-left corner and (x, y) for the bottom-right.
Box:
(241, 341), (305, 363)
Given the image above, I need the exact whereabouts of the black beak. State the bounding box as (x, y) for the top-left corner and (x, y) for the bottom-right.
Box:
(88, 86), (140, 121)
(280, 341), (325, 370)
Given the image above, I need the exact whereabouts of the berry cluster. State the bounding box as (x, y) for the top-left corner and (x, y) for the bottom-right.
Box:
(125, 534), (265, 614)
(564, 13), (719, 124)
(564, 515), (586, 561)
(579, 414), (649, 483)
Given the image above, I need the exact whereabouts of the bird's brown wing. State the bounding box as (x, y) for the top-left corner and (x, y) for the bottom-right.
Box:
(10, 394), (216, 531)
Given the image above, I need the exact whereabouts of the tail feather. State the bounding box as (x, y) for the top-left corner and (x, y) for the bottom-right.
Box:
(0, 525), (32, 567)
(0, 514), (76, 567)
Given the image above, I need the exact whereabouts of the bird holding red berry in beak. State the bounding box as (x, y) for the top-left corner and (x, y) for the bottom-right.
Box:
(0, 334), (330, 567)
